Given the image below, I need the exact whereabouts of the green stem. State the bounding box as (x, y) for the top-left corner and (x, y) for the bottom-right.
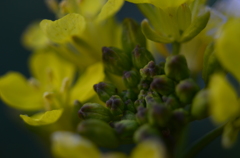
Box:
(179, 125), (224, 158)
(172, 42), (181, 55)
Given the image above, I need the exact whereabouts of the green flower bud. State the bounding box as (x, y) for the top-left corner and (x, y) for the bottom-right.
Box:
(138, 78), (151, 90)
(175, 79), (199, 104)
(71, 100), (83, 126)
(121, 111), (136, 120)
(93, 82), (118, 102)
(164, 55), (189, 81)
(78, 103), (112, 122)
(106, 95), (125, 117)
(134, 124), (161, 143)
(138, 90), (148, 100)
(125, 99), (136, 113)
(113, 120), (139, 143)
(162, 95), (181, 110)
(77, 119), (119, 148)
(148, 104), (171, 127)
(150, 75), (175, 95)
(170, 108), (188, 129)
(191, 90), (209, 120)
(123, 70), (140, 88)
(102, 47), (132, 76)
(140, 61), (162, 79)
(136, 106), (148, 124)
(134, 99), (146, 109)
(132, 45), (154, 69)
(122, 18), (146, 53)
(145, 91), (163, 108)
(121, 89), (138, 102)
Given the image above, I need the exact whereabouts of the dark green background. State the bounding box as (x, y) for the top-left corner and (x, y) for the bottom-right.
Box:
(1, 0), (240, 157)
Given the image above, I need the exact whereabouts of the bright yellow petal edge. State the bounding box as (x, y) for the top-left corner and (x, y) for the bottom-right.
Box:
(209, 73), (240, 124)
(0, 72), (43, 111)
(51, 131), (101, 158)
(70, 62), (105, 103)
(20, 109), (63, 126)
(40, 13), (86, 43)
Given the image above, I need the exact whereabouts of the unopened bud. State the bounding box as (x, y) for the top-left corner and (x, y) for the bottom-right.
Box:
(125, 99), (136, 113)
(106, 95), (125, 118)
(148, 104), (171, 127)
(164, 55), (189, 81)
(132, 45), (154, 69)
(122, 18), (146, 53)
(191, 90), (209, 120)
(138, 79), (151, 90)
(78, 103), (112, 122)
(121, 111), (136, 120)
(102, 47), (132, 76)
(145, 91), (163, 108)
(175, 79), (199, 104)
(136, 106), (148, 124)
(113, 120), (139, 143)
(170, 109), (188, 129)
(150, 75), (175, 95)
(162, 95), (181, 110)
(93, 82), (118, 102)
(121, 89), (138, 102)
(140, 61), (162, 79)
(77, 119), (119, 148)
(134, 124), (161, 143)
(123, 70), (140, 88)
(134, 99), (146, 109)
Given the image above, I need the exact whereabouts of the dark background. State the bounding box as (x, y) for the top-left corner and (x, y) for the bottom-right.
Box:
(1, 0), (240, 157)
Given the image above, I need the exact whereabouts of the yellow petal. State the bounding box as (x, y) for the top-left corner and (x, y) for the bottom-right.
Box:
(22, 21), (48, 50)
(79, 0), (106, 18)
(20, 109), (63, 126)
(51, 131), (100, 158)
(29, 50), (75, 91)
(97, 0), (124, 22)
(215, 19), (240, 82)
(209, 73), (240, 124)
(70, 62), (105, 103)
(131, 140), (167, 158)
(0, 72), (43, 111)
(40, 13), (86, 43)
(126, 0), (193, 8)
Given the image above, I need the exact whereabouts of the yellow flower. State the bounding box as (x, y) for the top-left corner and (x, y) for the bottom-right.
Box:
(0, 50), (104, 126)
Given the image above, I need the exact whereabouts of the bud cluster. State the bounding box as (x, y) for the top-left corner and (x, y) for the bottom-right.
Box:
(76, 18), (209, 150)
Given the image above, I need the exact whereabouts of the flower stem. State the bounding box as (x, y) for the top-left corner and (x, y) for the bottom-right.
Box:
(172, 42), (181, 55)
(179, 125), (224, 158)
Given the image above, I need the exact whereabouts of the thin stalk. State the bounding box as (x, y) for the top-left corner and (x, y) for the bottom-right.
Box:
(179, 125), (224, 158)
(172, 42), (181, 55)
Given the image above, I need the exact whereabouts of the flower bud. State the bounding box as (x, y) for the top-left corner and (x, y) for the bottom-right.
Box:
(175, 79), (199, 104)
(106, 95), (125, 118)
(134, 99), (146, 109)
(121, 89), (138, 102)
(78, 103), (112, 122)
(132, 45), (154, 69)
(122, 18), (146, 53)
(138, 90), (148, 100)
(102, 47), (132, 76)
(113, 120), (139, 143)
(164, 55), (189, 81)
(150, 75), (175, 95)
(136, 106), (148, 124)
(125, 99), (136, 113)
(162, 95), (181, 110)
(121, 111), (136, 120)
(77, 119), (119, 148)
(140, 61), (162, 79)
(145, 91), (163, 108)
(191, 90), (209, 120)
(93, 82), (118, 102)
(138, 79), (151, 90)
(170, 108), (188, 129)
(148, 104), (171, 127)
(134, 124), (161, 143)
(123, 70), (140, 88)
